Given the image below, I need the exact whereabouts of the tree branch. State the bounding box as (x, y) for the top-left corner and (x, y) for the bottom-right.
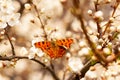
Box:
(4, 28), (15, 56)
(0, 56), (59, 80)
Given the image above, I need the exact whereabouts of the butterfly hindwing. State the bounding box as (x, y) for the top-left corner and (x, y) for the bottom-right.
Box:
(57, 46), (66, 58)
(44, 47), (55, 58)
(45, 46), (66, 58)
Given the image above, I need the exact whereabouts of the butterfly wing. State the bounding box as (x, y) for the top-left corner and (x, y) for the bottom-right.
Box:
(34, 38), (73, 59)
(49, 38), (73, 58)
(34, 41), (51, 52)
(56, 46), (66, 58)
(56, 38), (73, 49)
(45, 46), (66, 58)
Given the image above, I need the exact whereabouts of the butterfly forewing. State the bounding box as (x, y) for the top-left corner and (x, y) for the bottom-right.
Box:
(34, 41), (51, 51)
(56, 38), (73, 49)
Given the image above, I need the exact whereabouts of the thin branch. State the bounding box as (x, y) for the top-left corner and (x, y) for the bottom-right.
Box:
(33, 4), (48, 40)
(111, 1), (119, 17)
(63, 68), (69, 80)
(94, 0), (102, 38)
(72, 0), (107, 63)
(71, 0), (107, 79)
(79, 13), (107, 63)
(102, 31), (119, 49)
(80, 59), (98, 78)
(27, 0), (48, 40)
(101, 2), (120, 48)
(102, 2), (120, 35)
(94, 0), (99, 11)
(0, 56), (59, 80)
(4, 28), (15, 56)
(101, 21), (111, 36)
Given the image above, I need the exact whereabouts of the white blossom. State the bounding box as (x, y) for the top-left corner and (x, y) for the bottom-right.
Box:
(0, 0), (14, 14)
(68, 57), (83, 73)
(94, 11), (103, 18)
(20, 47), (28, 56)
(7, 13), (20, 26)
(0, 0), (20, 28)
(78, 47), (90, 56)
(29, 47), (44, 59)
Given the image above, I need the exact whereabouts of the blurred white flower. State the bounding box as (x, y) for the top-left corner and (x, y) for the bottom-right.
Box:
(29, 47), (44, 59)
(96, 45), (102, 50)
(32, 39), (44, 47)
(7, 13), (20, 26)
(117, 25), (120, 32)
(90, 35), (98, 43)
(0, 0), (20, 28)
(20, 47), (28, 56)
(65, 52), (71, 58)
(50, 31), (64, 40)
(103, 47), (111, 55)
(115, 75), (120, 80)
(78, 47), (90, 56)
(94, 11), (103, 18)
(15, 60), (28, 73)
(87, 9), (93, 15)
(71, 18), (81, 32)
(36, 49), (45, 58)
(78, 40), (87, 47)
(65, 31), (72, 37)
(0, 13), (7, 28)
(68, 57), (83, 73)
(0, 51), (7, 57)
(0, 0), (14, 14)
(94, 10), (104, 21)
(85, 63), (106, 80)
(85, 70), (97, 79)
(24, 3), (31, 10)
(28, 52), (36, 59)
(104, 62), (120, 77)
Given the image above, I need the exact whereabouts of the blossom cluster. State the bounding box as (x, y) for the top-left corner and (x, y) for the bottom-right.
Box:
(0, 0), (20, 28)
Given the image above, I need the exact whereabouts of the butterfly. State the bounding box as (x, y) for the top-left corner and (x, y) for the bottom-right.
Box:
(34, 38), (73, 58)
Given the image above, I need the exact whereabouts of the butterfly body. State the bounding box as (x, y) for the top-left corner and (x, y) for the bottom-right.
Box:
(34, 38), (73, 58)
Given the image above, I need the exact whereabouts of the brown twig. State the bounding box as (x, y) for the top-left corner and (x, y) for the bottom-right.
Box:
(94, 0), (99, 11)
(80, 59), (99, 78)
(31, 1), (57, 74)
(26, 0), (48, 40)
(79, 13), (107, 63)
(4, 27), (15, 56)
(101, 2), (120, 48)
(102, 31), (119, 49)
(0, 56), (60, 80)
(73, 0), (107, 63)
(71, 0), (107, 79)
(33, 4), (48, 40)
(94, 0), (102, 38)
(72, 0), (107, 63)
(102, 1), (120, 36)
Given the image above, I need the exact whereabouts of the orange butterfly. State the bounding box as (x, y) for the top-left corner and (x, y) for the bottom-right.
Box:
(34, 38), (73, 58)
